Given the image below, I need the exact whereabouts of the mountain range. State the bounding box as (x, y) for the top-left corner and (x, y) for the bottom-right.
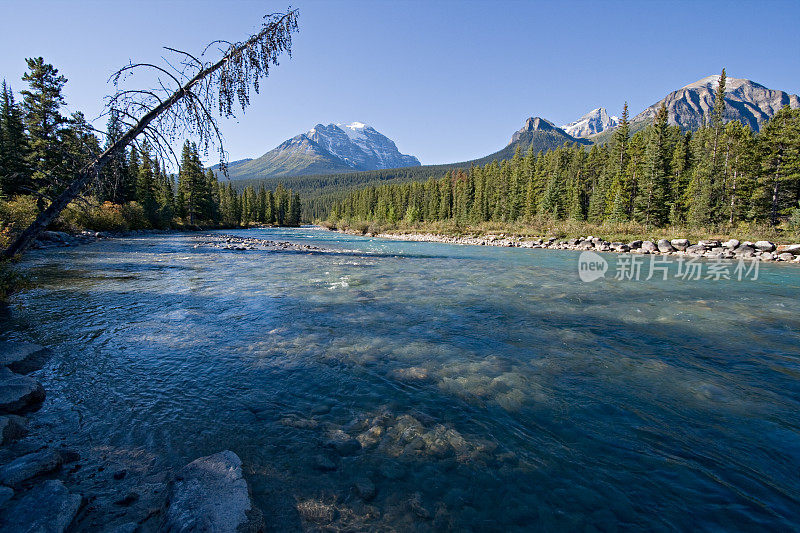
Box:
(221, 75), (799, 182)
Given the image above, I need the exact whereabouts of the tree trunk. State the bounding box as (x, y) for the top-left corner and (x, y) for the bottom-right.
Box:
(1, 16), (287, 259)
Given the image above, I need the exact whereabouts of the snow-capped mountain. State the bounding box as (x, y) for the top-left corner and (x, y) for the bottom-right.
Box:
(561, 108), (619, 138)
(222, 122), (420, 180)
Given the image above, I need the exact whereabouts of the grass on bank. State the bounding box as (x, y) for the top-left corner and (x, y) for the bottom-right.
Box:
(322, 217), (800, 245)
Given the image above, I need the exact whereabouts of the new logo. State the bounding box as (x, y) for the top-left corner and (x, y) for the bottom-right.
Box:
(578, 251), (608, 282)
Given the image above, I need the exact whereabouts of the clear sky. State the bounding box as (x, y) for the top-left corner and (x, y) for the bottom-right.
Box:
(1, 0), (798, 165)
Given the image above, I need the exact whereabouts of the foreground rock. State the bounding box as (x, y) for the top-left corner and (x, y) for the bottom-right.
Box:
(0, 341), (52, 374)
(0, 448), (78, 487)
(0, 367), (45, 414)
(162, 450), (263, 533)
(0, 415), (28, 445)
(0, 480), (82, 533)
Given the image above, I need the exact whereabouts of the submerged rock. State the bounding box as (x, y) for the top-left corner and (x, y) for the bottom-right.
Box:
(312, 454), (338, 471)
(0, 342), (52, 374)
(0, 480), (81, 533)
(162, 450), (263, 533)
(0, 367), (45, 414)
(354, 478), (377, 501)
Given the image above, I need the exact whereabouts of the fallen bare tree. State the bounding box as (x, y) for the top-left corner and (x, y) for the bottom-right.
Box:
(2, 9), (299, 259)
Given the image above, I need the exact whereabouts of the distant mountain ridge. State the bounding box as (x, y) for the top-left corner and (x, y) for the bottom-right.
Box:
(631, 75), (800, 131)
(224, 74), (798, 200)
(222, 122), (420, 181)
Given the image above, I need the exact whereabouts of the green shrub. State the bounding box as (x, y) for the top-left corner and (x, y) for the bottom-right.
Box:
(0, 196), (39, 238)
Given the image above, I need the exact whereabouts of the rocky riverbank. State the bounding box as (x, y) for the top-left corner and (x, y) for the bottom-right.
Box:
(0, 340), (263, 532)
(338, 229), (800, 263)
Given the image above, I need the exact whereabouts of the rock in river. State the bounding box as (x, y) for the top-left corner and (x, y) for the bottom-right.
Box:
(0, 480), (82, 533)
(162, 450), (264, 533)
(0, 341), (52, 374)
(0, 367), (45, 414)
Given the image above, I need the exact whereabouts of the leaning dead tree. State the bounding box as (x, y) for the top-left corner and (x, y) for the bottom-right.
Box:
(2, 9), (299, 259)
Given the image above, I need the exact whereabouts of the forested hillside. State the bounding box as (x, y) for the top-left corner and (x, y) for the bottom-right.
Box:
(325, 75), (800, 233)
(0, 58), (303, 240)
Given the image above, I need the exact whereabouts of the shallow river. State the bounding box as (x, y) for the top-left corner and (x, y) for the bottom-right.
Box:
(3, 227), (800, 530)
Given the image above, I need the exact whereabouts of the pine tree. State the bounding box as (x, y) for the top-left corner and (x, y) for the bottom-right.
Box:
(756, 106), (800, 224)
(636, 103), (671, 226)
(100, 109), (131, 203)
(0, 81), (30, 196)
(288, 191), (301, 226)
(20, 57), (68, 199)
(275, 183), (289, 225)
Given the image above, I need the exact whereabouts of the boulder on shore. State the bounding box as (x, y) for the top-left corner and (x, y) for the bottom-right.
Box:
(0, 448), (77, 487)
(755, 241), (776, 252)
(0, 480), (81, 533)
(162, 450), (263, 533)
(0, 415), (28, 445)
(0, 341), (52, 374)
(0, 367), (45, 414)
(641, 241), (657, 253)
(776, 244), (800, 255)
(670, 239), (690, 251)
(657, 239), (676, 253)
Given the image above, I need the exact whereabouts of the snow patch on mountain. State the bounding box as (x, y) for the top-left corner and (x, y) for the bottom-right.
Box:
(561, 108), (619, 138)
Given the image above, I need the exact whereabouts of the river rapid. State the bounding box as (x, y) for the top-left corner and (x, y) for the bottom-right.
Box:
(2, 227), (800, 531)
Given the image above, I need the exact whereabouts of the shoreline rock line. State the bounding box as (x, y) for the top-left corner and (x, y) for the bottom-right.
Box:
(335, 229), (800, 263)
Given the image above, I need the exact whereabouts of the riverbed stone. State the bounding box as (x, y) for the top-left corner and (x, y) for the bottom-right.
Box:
(0, 367), (45, 414)
(163, 450), (263, 533)
(698, 240), (721, 248)
(640, 241), (657, 253)
(0, 448), (77, 487)
(670, 239), (690, 251)
(735, 244), (756, 256)
(723, 239), (740, 249)
(0, 415), (28, 445)
(657, 239), (676, 253)
(0, 480), (81, 533)
(0, 342), (51, 375)
(628, 240), (643, 249)
(778, 253), (795, 262)
(777, 244), (800, 255)
(325, 433), (362, 456)
(754, 240), (776, 252)
(312, 454), (338, 471)
(354, 478), (377, 501)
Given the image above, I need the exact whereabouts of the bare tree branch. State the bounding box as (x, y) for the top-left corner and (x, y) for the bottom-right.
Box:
(3, 8), (299, 259)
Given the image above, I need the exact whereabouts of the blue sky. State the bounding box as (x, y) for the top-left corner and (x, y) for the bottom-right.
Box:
(1, 0), (798, 165)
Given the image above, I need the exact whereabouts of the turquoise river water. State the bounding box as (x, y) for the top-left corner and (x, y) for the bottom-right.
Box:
(2, 227), (800, 531)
